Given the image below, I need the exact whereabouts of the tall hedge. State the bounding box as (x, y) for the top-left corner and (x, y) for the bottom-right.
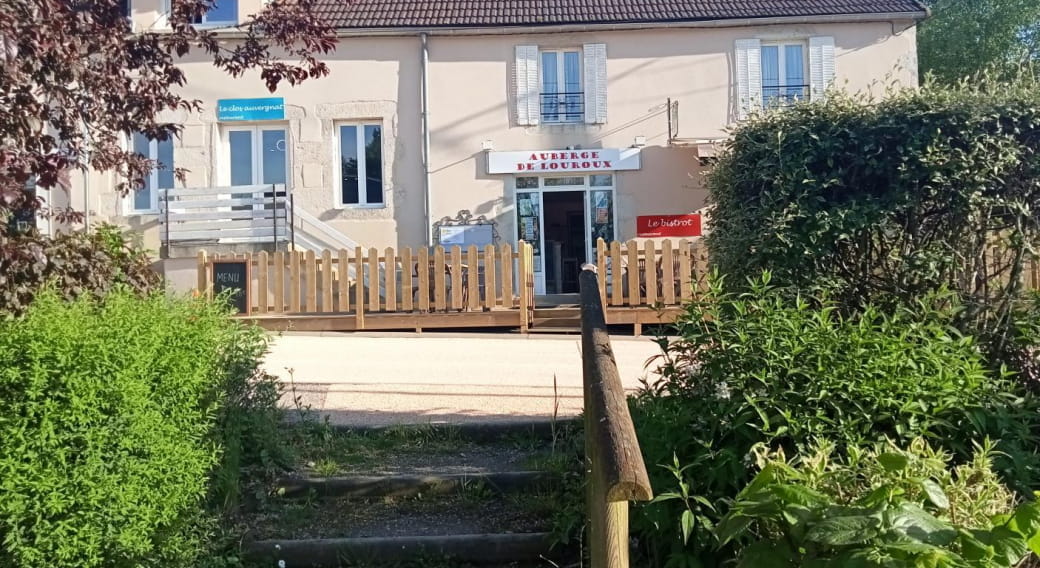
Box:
(706, 76), (1040, 351)
(0, 291), (261, 567)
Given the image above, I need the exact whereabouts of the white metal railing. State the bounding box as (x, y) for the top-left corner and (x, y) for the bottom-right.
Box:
(160, 184), (289, 246)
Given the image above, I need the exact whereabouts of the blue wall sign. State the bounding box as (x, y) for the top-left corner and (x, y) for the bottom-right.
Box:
(217, 97), (285, 122)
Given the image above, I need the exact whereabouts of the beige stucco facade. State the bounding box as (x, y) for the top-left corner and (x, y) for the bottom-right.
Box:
(54, 4), (919, 292)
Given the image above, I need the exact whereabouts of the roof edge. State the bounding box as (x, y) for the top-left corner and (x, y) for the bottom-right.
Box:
(327, 11), (928, 37)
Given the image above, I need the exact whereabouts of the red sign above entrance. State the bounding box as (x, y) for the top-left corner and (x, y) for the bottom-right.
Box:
(637, 214), (702, 238)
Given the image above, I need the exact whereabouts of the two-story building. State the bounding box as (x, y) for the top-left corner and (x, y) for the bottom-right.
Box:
(55, 0), (927, 294)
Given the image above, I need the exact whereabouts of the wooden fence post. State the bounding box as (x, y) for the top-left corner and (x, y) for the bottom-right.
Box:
(196, 250), (208, 298)
(580, 267), (654, 568)
(519, 241), (530, 333)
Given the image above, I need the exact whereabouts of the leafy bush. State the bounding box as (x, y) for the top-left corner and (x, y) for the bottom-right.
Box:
(718, 439), (1040, 567)
(631, 276), (1040, 566)
(0, 223), (160, 314)
(706, 75), (1040, 358)
(0, 290), (279, 567)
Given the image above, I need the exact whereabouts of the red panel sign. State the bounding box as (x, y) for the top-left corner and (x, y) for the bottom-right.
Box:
(637, 214), (702, 238)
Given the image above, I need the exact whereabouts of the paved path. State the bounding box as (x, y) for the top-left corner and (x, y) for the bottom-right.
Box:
(263, 332), (666, 426)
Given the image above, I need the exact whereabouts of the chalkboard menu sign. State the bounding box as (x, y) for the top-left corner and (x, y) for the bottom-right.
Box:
(210, 260), (251, 315)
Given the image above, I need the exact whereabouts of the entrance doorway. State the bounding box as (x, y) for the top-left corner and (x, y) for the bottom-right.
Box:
(514, 174), (616, 295)
(543, 191), (585, 294)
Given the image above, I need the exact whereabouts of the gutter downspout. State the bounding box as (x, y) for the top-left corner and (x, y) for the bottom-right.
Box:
(420, 32), (432, 247)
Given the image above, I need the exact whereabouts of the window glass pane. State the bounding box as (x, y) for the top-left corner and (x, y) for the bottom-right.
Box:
(760, 45), (780, 107)
(784, 45), (806, 100)
(228, 130), (253, 186)
(516, 192), (542, 272)
(544, 176), (584, 187)
(563, 51), (582, 121)
(541, 52), (559, 94)
(339, 125), (359, 205)
(516, 177), (539, 189)
(206, 0), (237, 22)
(590, 190), (614, 244)
(156, 137), (174, 189)
(589, 174), (613, 187)
(131, 133), (152, 211)
(364, 125), (383, 205)
(261, 129), (286, 185)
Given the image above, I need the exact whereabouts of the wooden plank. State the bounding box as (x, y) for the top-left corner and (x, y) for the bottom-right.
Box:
(385, 247), (398, 312)
(272, 251), (285, 313)
(500, 243), (514, 308)
(289, 251), (301, 313)
(305, 250), (317, 313)
(644, 240), (657, 306)
(434, 246), (447, 312)
(321, 250), (334, 313)
(692, 239), (709, 296)
(243, 252), (254, 312)
(627, 240), (640, 307)
(166, 210), (280, 222)
(467, 245), (480, 312)
(369, 247), (380, 312)
(610, 241), (623, 306)
(484, 244), (497, 310)
(519, 242), (529, 333)
(338, 249), (350, 312)
(355, 247), (365, 328)
(450, 245), (463, 311)
(196, 250), (208, 297)
(167, 227), (287, 240)
(163, 184), (283, 198)
(162, 196), (286, 209)
(661, 240), (676, 305)
(257, 251), (269, 314)
(401, 248), (414, 312)
(597, 238), (607, 307)
(417, 247), (430, 313)
(679, 239), (693, 301)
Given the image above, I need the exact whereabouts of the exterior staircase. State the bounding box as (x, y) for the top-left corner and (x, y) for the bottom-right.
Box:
(243, 421), (581, 567)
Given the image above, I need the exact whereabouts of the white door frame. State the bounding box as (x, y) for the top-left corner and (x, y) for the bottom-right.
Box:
(512, 174), (617, 295)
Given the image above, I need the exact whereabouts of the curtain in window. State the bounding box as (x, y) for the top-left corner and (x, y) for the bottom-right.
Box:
(564, 51), (581, 120)
(541, 52), (559, 121)
(785, 45), (806, 100)
(761, 45), (780, 107)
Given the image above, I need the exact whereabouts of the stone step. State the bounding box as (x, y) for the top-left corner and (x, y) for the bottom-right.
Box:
(276, 470), (558, 499)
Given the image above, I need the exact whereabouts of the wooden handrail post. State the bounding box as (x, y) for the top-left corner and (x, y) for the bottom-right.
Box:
(580, 265), (653, 568)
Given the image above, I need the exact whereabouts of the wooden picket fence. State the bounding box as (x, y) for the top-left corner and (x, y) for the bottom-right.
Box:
(593, 238), (708, 307)
(197, 242), (537, 327)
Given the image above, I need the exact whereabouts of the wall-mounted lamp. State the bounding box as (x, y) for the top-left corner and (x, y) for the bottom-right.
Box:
(632, 136), (647, 148)
(481, 140), (495, 151)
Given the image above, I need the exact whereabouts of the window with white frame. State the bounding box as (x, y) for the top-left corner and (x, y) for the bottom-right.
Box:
(540, 49), (583, 123)
(735, 36), (835, 120)
(337, 123), (384, 207)
(515, 44), (607, 126)
(192, 0), (238, 26)
(761, 42), (808, 107)
(129, 132), (174, 213)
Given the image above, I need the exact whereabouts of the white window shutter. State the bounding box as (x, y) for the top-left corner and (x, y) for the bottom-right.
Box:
(515, 45), (540, 126)
(809, 36), (836, 101)
(583, 43), (607, 124)
(735, 39), (762, 120)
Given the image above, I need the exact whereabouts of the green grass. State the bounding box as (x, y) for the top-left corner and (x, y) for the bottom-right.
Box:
(285, 420), (469, 474)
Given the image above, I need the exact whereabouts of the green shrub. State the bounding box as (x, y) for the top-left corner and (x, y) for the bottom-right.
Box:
(705, 75), (1040, 358)
(717, 439), (1040, 567)
(631, 276), (1040, 566)
(0, 223), (160, 315)
(0, 290), (271, 567)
